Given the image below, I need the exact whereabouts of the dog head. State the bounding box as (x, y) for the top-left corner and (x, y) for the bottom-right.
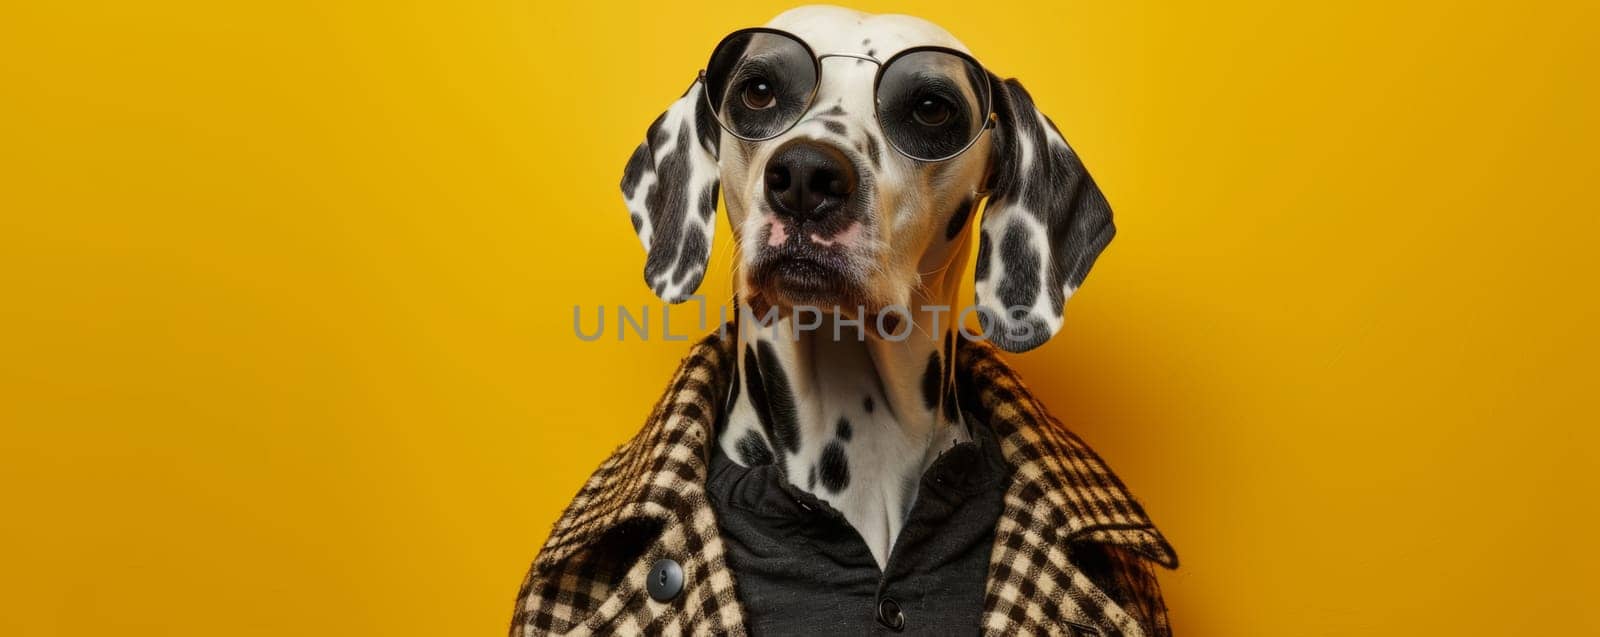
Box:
(619, 5), (1114, 352)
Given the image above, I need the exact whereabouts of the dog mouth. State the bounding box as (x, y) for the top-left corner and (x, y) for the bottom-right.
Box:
(747, 249), (866, 310)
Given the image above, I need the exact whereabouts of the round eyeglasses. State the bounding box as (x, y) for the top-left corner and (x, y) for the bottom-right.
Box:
(697, 27), (995, 163)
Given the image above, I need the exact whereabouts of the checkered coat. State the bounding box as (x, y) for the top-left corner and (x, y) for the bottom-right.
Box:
(511, 330), (1177, 636)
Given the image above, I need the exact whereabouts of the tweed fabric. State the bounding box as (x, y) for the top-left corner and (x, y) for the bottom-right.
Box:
(511, 329), (1176, 636)
(958, 346), (1176, 635)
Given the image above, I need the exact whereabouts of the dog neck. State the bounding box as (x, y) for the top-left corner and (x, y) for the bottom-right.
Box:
(719, 283), (971, 568)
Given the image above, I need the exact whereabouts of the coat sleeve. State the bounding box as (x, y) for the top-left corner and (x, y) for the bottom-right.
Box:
(1075, 543), (1172, 637)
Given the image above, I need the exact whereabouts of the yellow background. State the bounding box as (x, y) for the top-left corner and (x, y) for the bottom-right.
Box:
(2, 0), (1597, 635)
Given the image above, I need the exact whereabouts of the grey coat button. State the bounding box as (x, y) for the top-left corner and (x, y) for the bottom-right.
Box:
(647, 558), (684, 602)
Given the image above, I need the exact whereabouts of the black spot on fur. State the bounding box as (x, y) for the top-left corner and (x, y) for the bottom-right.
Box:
(921, 351), (942, 410)
(945, 197), (975, 240)
(818, 104), (846, 117)
(819, 442), (850, 492)
(747, 341), (801, 455)
(698, 183), (718, 221)
(693, 83), (721, 158)
(974, 229), (992, 281)
(941, 331), (959, 421)
(630, 213), (643, 234)
(621, 143), (651, 197)
(822, 120), (847, 136)
(807, 465), (817, 490)
(741, 346), (780, 471)
(835, 417), (852, 441)
(646, 112), (670, 151)
(735, 429), (773, 466)
(865, 133), (883, 168)
(997, 222), (1042, 311)
(671, 229), (707, 287)
(863, 396), (874, 413)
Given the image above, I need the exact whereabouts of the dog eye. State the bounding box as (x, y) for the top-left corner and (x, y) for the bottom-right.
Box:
(912, 96), (953, 127)
(741, 78), (778, 110)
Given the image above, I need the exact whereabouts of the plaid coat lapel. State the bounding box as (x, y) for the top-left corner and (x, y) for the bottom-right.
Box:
(512, 329), (1176, 636)
(959, 341), (1177, 635)
(512, 335), (745, 635)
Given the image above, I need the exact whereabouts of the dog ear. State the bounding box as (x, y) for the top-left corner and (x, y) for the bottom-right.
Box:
(620, 79), (722, 303)
(972, 75), (1116, 352)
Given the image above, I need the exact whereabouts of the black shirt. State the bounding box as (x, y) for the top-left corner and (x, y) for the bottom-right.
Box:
(706, 423), (1011, 635)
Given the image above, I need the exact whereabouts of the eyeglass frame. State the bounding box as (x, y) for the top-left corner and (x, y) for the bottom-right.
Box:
(694, 27), (998, 163)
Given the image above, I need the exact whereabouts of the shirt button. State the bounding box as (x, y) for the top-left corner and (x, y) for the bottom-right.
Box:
(876, 597), (905, 631)
(646, 558), (683, 602)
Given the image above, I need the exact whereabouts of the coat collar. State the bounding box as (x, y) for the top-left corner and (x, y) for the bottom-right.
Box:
(534, 326), (1176, 574)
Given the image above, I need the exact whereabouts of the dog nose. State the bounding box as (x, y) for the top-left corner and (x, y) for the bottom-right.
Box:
(764, 140), (857, 219)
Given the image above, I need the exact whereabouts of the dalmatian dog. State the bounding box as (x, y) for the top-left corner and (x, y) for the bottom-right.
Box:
(620, 5), (1114, 567)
